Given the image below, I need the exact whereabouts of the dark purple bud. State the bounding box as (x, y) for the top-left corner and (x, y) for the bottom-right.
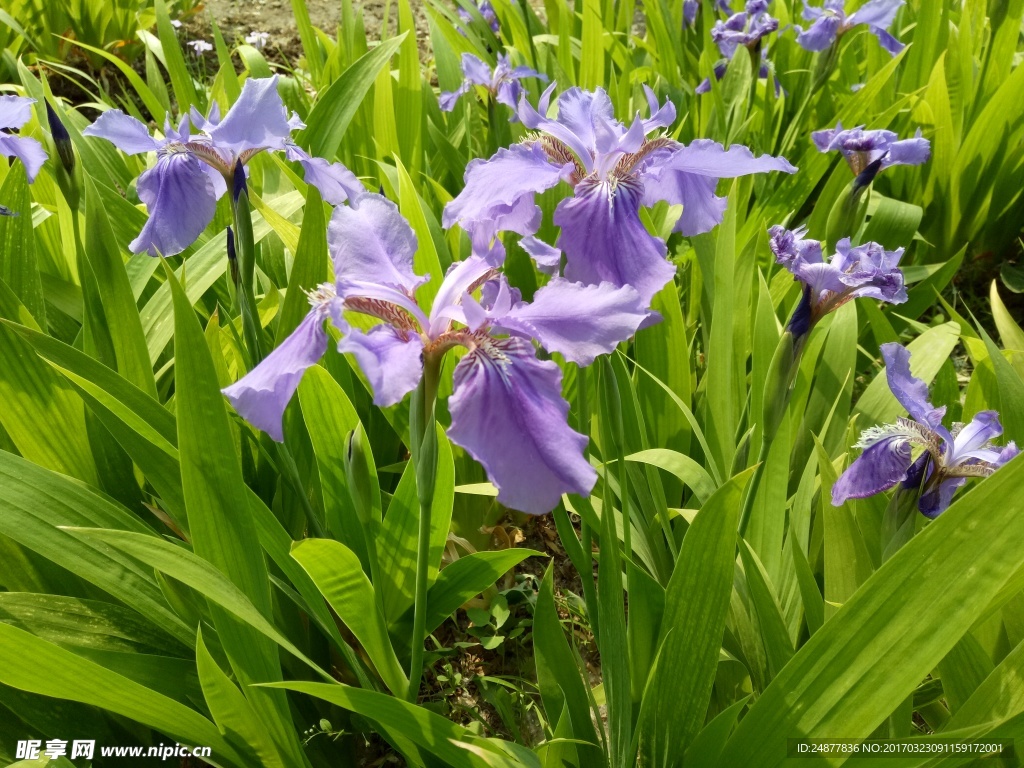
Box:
(45, 101), (75, 174)
(232, 159), (247, 203)
(227, 226), (238, 285)
(853, 157), (883, 192)
(785, 284), (813, 339)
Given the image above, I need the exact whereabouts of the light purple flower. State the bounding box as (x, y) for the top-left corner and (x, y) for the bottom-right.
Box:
(0, 96), (47, 183)
(812, 122), (930, 178)
(83, 76), (363, 256)
(796, 0), (905, 55)
(244, 31), (270, 49)
(440, 53), (546, 114)
(833, 343), (1019, 517)
(769, 225), (906, 336)
(222, 193), (649, 513)
(187, 39), (213, 54)
(710, 0), (779, 58)
(456, 0), (500, 34)
(443, 85), (796, 306)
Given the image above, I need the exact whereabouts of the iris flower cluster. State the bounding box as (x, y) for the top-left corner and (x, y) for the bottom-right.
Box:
(0, 96), (47, 183)
(444, 85), (796, 306)
(796, 0), (905, 55)
(696, 0), (781, 95)
(768, 225), (906, 337)
(222, 193), (649, 514)
(684, 0), (733, 28)
(833, 343), (1019, 517)
(83, 76), (363, 256)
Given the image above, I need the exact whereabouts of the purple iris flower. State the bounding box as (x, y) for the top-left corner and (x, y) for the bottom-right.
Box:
(82, 76), (363, 257)
(222, 193), (649, 514)
(812, 122), (930, 178)
(768, 225), (906, 337)
(443, 85), (796, 306)
(710, 1), (779, 58)
(695, 49), (782, 96)
(456, 0), (500, 34)
(684, 0), (734, 27)
(0, 96), (47, 183)
(833, 343), (1019, 517)
(439, 53), (546, 113)
(796, 0), (905, 56)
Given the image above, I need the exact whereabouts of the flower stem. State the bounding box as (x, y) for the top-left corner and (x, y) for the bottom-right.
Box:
(407, 357), (441, 702)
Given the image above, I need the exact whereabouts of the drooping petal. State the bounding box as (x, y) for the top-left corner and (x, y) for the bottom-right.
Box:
(881, 134), (930, 168)
(222, 309), (329, 441)
(327, 193), (425, 292)
(519, 235), (562, 275)
(555, 179), (677, 307)
(447, 336), (596, 514)
(439, 81), (472, 111)
(917, 476), (966, 519)
(0, 134), (47, 183)
(796, 13), (842, 51)
(337, 325), (424, 406)
(82, 109), (162, 155)
(880, 343), (947, 431)
(847, 0), (904, 29)
(832, 432), (916, 504)
(641, 85), (677, 133)
(284, 144), (365, 205)
(651, 171), (729, 236)
(870, 26), (905, 55)
(209, 76), (292, 154)
(0, 95), (35, 131)
(131, 152), (219, 256)
(496, 279), (648, 366)
(652, 138), (797, 179)
(443, 142), (572, 241)
(461, 53), (494, 86)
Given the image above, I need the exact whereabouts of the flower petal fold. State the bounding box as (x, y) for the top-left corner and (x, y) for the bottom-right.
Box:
(337, 325), (424, 407)
(328, 193), (424, 291)
(0, 134), (47, 183)
(132, 153), (219, 256)
(447, 337), (596, 514)
(832, 432), (915, 505)
(209, 76), (292, 154)
(222, 309), (329, 441)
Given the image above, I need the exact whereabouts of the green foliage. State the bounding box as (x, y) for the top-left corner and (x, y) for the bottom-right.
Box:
(1, 1), (1023, 766)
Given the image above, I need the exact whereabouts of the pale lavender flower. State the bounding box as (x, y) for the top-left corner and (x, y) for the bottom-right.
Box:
(796, 0), (905, 55)
(83, 76), (363, 256)
(812, 122), (930, 179)
(456, 0), (500, 34)
(833, 343), (1019, 517)
(187, 39), (213, 54)
(444, 85), (796, 306)
(439, 53), (546, 113)
(0, 96), (47, 183)
(245, 31), (270, 49)
(769, 225), (906, 337)
(710, 0), (778, 58)
(222, 193), (649, 513)
(170, 19), (183, 29)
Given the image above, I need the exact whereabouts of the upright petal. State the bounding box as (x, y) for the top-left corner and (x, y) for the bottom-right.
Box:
(222, 309), (329, 441)
(948, 411), (1003, 464)
(555, 179), (677, 306)
(131, 153), (219, 256)
(328, 193), (425, 292)
(880, 343), (946, 431)
(442, 142), (572, 240)
(447, 336), (596, 513)
(0, 134), (47, 183)
(832, 432), (915, 504)
(284, 144), (365, 205)
(82, 109), (162, 155)
(209, 76), (292, 153)
(427, 254), (500, 336)
(337, 325), (424, 406)
(496, 279), (648, 366)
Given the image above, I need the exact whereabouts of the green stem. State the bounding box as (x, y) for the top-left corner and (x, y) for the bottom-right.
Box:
(575, 365), (600, 640)
(407, 358), (441, 702)
(737, 438), (771, 539)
